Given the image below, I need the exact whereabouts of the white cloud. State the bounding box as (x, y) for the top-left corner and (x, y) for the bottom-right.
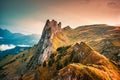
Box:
(0, 37), (3, 39)
(0, 44), (16, 51)
(17, 44), (30, 47)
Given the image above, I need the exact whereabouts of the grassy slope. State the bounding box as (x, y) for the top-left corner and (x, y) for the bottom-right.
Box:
(0, 55), (14, 67)
(63, 25), (120, 64)
(23, 43), (120, 80)
(0, 46), (36, 80)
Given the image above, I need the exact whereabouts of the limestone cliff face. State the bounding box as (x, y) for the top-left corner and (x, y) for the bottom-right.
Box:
(27, 20), (61, 70)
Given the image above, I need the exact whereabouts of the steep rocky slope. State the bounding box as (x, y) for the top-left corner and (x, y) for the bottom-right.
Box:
(26, 20), (69, 71)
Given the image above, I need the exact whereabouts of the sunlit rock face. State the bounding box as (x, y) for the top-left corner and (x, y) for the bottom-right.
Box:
(27, 19), (61, 70)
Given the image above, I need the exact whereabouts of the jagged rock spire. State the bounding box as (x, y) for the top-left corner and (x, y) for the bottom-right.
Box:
(43, 19), (61, 34)
(26, 19), (62, 70)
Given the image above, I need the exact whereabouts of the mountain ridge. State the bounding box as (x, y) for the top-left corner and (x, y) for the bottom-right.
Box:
(22, 20), (120, 80)
(0, 20), (120, 80)
(26, 19), (63, 70)
(0, 28), (40, 45)
(23, 42), (120, 80)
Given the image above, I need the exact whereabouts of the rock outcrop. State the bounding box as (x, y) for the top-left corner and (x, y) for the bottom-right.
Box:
(27, 19), (61, 70)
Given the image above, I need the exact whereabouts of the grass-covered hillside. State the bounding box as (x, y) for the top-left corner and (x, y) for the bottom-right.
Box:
(23, 42), (120, 80)
(0, 46), (36, 80)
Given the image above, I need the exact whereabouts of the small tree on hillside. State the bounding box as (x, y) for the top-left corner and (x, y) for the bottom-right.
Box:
(43, 61), (46, 67)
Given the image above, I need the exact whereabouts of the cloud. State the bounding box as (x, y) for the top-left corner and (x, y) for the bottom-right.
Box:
(0, 44), (16, 51)
(17, 44), (30, 47)
(0, 37), (3, 39)
(107, 0), (120, 8)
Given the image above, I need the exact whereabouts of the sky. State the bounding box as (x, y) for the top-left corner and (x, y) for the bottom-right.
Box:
(0, 0), (120, 35)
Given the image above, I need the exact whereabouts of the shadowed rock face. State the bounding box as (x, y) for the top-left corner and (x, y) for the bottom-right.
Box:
(26, 20), (61, 70)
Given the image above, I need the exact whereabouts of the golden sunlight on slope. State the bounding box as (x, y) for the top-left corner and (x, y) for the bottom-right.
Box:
(22, 42), (120, 80)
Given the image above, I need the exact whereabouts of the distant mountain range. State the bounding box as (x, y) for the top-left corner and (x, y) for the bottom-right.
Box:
(0, 28), (40, 45)
(0, 46), (30, 60)
(0, 28), (40, 60)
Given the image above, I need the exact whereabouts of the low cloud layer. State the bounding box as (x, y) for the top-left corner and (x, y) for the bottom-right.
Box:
(17, 44), (30, 47)
(0, 44), (16, 51)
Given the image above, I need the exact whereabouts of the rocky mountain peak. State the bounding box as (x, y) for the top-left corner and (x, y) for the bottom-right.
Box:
(26, 19), (62, 70)
(44, 19), (61, 34)
(63, 26), (72, 31)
